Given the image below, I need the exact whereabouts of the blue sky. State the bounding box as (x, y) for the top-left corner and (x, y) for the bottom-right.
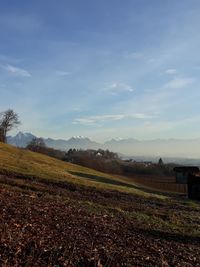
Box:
(1, 0), (200, 141)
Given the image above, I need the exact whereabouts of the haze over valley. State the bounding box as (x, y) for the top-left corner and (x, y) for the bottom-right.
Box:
(8, 131), (200, 160)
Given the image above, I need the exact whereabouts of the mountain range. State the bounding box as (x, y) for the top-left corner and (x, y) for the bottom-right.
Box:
(7, 132), (200, 160)
(7, 132), (100, 151)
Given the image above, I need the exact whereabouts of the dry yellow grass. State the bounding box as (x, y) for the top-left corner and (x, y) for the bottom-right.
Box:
(0, 142), (166, 199)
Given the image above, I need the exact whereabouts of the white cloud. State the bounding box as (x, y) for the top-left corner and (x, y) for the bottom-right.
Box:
(73, 113), (155, 125)
(165, 69), (177, 74)
(104, 82), (134, 93)
(56, 70), (71, 76)
(2, 64), (31, 77)
(164, 77), (194, 89)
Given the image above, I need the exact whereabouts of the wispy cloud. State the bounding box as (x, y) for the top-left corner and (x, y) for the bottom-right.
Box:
(2, 64), (31, 77)
(73, 113), (155, 125)
(56, 70), (71, 76)
(104, 82), (134, 94)
(164, 77), (194, 89)
(74, 115), (124, 125)
(165, 69), (177, 74)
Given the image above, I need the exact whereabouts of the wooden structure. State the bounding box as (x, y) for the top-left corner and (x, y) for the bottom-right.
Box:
(174, 166), (200, 200)
(188, 174), (200, 201)
(173, 166), (199, 184)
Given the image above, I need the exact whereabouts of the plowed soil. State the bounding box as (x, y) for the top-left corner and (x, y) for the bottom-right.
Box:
(0, 175), (200, 267)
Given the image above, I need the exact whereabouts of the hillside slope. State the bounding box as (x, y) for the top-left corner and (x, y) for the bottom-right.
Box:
(0, 142), (200, 266)
(0, 142), (164, 198)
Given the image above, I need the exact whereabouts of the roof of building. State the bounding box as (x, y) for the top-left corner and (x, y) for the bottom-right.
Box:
(173, 166), (200, 173)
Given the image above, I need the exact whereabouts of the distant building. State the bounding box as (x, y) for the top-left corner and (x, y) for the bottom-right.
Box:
(174, 166), (200, 201)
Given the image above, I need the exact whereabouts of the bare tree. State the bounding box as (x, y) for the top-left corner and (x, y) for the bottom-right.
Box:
(0, 128), (5, 143)
(0, 109), (20, 143)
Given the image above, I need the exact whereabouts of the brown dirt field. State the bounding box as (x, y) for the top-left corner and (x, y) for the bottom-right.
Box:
(0, 175), (200, 267)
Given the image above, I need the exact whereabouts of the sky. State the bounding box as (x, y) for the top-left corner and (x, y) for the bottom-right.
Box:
(1, 0), (200, 142)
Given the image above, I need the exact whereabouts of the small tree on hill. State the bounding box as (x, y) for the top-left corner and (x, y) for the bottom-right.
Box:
(0, 109), (20, 143)
(26, 137), (46, 151)
(158, 157), (164, 165)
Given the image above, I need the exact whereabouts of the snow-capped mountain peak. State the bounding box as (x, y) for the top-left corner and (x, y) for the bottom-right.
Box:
(72, 136), (86, 139)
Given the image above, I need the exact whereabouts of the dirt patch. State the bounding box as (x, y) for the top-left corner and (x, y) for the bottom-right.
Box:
(0, 175), (199, 266)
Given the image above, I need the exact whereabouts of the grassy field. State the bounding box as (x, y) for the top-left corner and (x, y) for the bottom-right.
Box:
(0, 142), (169, 198)
(0, 142), (200, 266)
